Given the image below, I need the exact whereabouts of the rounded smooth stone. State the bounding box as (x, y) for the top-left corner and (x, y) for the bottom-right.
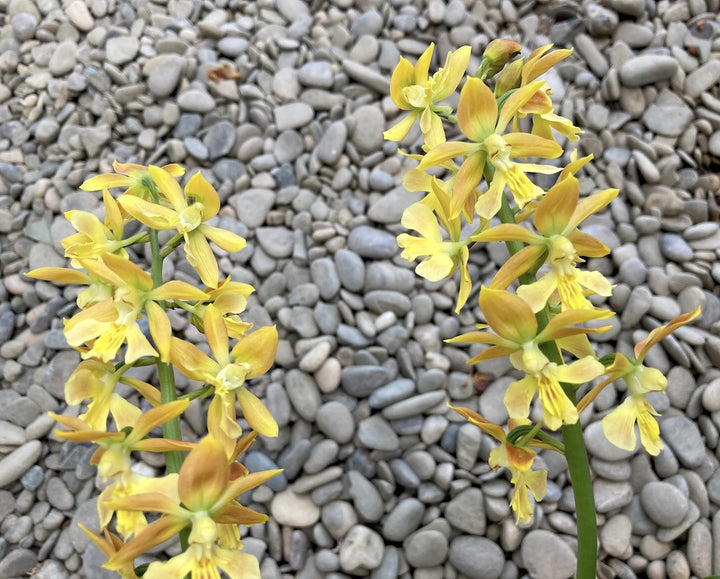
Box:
(600, 514), (632, 558)
(382, 498), (424, 541)
(0, 441), (42, 488)
(405, 530), (448, 567)
(521, 530), (577, 579)
(357, 414), (399, 451)
(346, 471), (384, 523)
(445, 488), (486, 535)
(339, 525), (384, 573)
(640, 482), (688, 527)
(619, 55), (678, 87)
(270, 489), (320, 527)
(316, 401), (355, 444)
(448, 536), (504, 579)
(321, 500), (358, 540)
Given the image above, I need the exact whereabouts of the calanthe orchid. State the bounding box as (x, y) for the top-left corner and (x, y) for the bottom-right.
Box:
(384, 43), (471, 148)
(104, 436), (281, 579)
(50, 399), (194, 537)
(417, 77), (563, 219)
(397, 178), (472, 312)
(450, 405), (547, 524)
(62, 253), (208, 364)
(597, 307), (701, 455)
(449, 287), (610, 429)
(63, 359), (160, 431)
(473, 174), (617, 312)
(118, 167), (246, 289)
(62, 189), (131, 265)
(169, 305), (279, 457)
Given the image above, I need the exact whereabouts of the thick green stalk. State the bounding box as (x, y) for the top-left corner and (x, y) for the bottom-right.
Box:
(149, 221), (184, 475)
(498, 195), (597, 576)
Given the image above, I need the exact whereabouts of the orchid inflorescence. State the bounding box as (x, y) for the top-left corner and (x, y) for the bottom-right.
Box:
(385, 38), (701, 535)
(26, 162), (280, 578)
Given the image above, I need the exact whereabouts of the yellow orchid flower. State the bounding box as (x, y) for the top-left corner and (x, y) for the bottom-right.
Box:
(63, 253), (208, 364)
(64, 359), (160, 431)
(599, 307), (701, 455)
(192, 277), (256, 339)
(50, 399), (194, 538)
(448, 287), (613, 364)
(384, 43), (471, 148)
(473, 175), (617, 311)
(449, 288), (610, 429)
(62, 189), (130, 265)
(417, 77), (562, 218)
(170, 305), (279, 457)
(81, 160), (185, 200)
(117, 167), (246, 289)
(104, 436), (281, 577)
(397, 179), (472, 312)
(449, 405), (547, 524)
(505, 348), (604, 430)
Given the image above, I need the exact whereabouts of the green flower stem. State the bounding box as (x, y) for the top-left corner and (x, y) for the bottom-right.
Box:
(498, 195), (597, 577)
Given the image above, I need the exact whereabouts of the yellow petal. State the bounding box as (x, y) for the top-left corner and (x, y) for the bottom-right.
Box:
(145, 300), (172, 362)
(497, 80), (546, 132)
(417, 141), (476, 170)
(636, 399), (664, 455)
(80, 174), (131, 192)
(449, 149), (486, 218)
(150, 280), (208, 302)
(516, 271), (558, 313)
(474, 174), (504, 220)
(432, 45), (471, 101)
(416, 253), (454, 281)
(414, 43), (434, 85)
(123, 323), (159, 364)
(185, 231), (219, 288)
(384, 111), (419, 142)
(420, 109), (446, 149)
(479, 287), (538, 343)
(633, 306), (701, 362)
(503, 132), (562, 159)
(25, 267), (89, 285)
(103, 189), (124, 237)
(117, 194), (177, 230)
(237, 387), (279, 437)
(504, 375), (538, 422)
(457, 77), (497, 141)
(203, 304), (230, 366)
(401, 202), (442, 242)
(448, 403), (506, 441)
(106, 517), (188, 570)
(533, 176), (577, 235)
(179, 436), (229, 511)
(473, 223), (541, 244)
(148, 165), (185, 209)
(488, 245), (546, 290)
(102, 253), (153, 291)
(230, 325), (278, 378)
(568, 187), (619, 231)
(169, 337), (220, 382)
(200, 224), (246, 252)
(129, 399), (189, 442)
(601, 397), (638, 452)
(554, 356), (604, 384)
(215, 468), (284, 511)
(389, 57), (416, 109)
(567, 231), (609, 257)
(185, 171), (220, 220)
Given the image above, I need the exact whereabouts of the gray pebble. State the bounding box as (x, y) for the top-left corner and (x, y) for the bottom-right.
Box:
(357, 414), (399, 451)
(347, 225), (399, 259)
(405, 529), (448, 568)
(316, 401), (354, 444)
(274, 102), (314, 131)
(339, 525), (384, 573)
(660, 416), (705, 467)
(382, 497), (424, 541)
(285, 369), (322, 421)
(619, 55), (678, 87)
(346, 471), (384, 523)
(0, 441), (42, 488)
(640, 481), (689, 527)
(449, 536), (505, 579)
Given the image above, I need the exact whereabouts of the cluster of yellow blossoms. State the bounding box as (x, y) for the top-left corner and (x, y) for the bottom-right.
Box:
(27, 162), (280, 577)
(386, 40), (700, 524)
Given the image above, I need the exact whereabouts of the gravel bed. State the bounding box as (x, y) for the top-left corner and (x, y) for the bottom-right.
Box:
(1, 0), (720, 578)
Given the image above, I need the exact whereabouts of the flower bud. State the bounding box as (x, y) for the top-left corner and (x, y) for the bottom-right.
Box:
(476, 39), (522, 80)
